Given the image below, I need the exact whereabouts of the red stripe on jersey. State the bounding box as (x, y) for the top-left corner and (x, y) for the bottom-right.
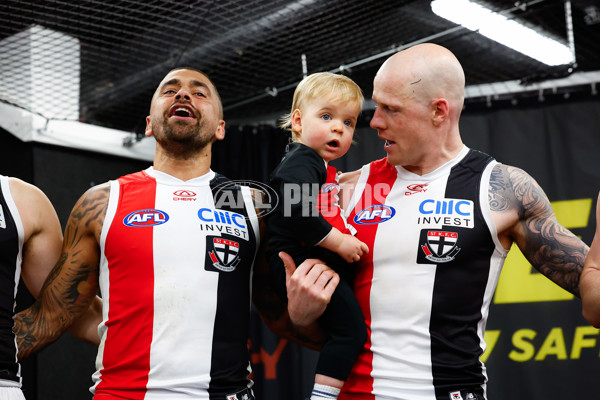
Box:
(319, 164), (351, 234)
(96, 172), (156, 398)
(340, 159), (397, 399)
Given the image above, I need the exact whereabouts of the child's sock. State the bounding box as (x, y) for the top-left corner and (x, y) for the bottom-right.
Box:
(310, 383), (341, 399)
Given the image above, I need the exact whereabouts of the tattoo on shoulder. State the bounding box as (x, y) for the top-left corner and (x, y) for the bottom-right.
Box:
(13, 185), (108, 359)
(494, 165), (586, 296)
(505, 166), (552, 219)
(488, 164), (511, 212)
(488, 164), (551, 218)
(64, 185), (110, 246)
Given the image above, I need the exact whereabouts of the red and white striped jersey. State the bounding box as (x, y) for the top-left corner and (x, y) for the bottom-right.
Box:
(92, 167), (259, 400)
(341, 147), (508, 400)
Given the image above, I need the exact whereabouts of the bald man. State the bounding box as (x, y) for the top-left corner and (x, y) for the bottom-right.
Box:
(283, 43), (589, 400)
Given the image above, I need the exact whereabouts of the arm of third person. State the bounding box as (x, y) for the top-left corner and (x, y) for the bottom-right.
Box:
(13, 178), (101, 346)
(13, 184), (109, 358)
(581, 191), (600, 327)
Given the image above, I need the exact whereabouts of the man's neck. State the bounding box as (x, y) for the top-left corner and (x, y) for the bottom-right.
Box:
(403, 139), (464, 176)
(152, 148), (212, 181)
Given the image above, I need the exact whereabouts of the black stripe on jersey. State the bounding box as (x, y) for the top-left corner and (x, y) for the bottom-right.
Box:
(0, 178), (22, 383)
(429, 150), (495, 399)
(207, 174), (256, 399)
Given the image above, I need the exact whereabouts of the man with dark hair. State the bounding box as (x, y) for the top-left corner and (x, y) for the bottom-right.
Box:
(14, 68), (268, 400)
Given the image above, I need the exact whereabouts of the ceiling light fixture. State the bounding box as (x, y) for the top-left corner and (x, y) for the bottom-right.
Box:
(431, 0), (574, 66)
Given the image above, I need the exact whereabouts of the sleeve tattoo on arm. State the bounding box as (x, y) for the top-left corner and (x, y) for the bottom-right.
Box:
(488, 165), (511, 212)
(489, 164), (587, 297)
(14, 185), (108, 358)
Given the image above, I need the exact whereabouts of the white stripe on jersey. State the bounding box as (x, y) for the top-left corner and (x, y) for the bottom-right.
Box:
(368, 163), (449, 399)
(92, 168), (257, 398)
(475, 160), (508, 400)
(92, 179), (119, 393)
(145, 176), (218, 397)
(345, 147), (508, 400)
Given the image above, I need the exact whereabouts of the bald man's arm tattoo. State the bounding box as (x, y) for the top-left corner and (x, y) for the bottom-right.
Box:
(14, 186), (108, 359)
(488, 165), (511, 212)
(490, 164), (587, 297)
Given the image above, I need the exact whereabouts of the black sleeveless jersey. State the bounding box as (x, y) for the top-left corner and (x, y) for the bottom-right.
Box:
(0, 175), (24, 386)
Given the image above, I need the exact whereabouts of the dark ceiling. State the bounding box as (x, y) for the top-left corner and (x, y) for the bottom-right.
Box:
(1, 0), (599, 135)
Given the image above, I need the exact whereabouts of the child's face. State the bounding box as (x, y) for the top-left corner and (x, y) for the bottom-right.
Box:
(293, 97), (359, 162)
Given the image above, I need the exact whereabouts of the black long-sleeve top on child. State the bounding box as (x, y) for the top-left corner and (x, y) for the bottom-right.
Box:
(267, 142), (355, 281)
(265, 142), (367, 382)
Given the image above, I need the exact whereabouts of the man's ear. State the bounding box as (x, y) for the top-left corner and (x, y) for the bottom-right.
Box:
(432, 98), (449, 126)
(144, 116), (153, 137)
(214, 120), (226, 141)
(291, 109), (302, 135)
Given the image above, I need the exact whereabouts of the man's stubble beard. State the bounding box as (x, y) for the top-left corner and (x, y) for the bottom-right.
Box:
(153, 118), (215, 159)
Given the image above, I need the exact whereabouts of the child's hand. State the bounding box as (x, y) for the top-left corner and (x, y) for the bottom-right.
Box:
(337, 234), (369, 263)
(319, 227), (369, 262)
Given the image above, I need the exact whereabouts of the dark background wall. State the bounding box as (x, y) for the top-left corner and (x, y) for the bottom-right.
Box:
(1, 96), (599, 399)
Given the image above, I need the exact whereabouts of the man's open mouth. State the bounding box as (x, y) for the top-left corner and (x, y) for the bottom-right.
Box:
(169, 105), (195, 118)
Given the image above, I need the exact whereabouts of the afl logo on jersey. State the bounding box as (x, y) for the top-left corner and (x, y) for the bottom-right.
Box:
(353, 204), (396, 225)
(123, 209), (169, 227)
(321, 183), (337, 193)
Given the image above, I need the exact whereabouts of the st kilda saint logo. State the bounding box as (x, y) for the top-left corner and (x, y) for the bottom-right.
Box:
(420, 230), (461, 263)
(208, 237), (241, 272)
